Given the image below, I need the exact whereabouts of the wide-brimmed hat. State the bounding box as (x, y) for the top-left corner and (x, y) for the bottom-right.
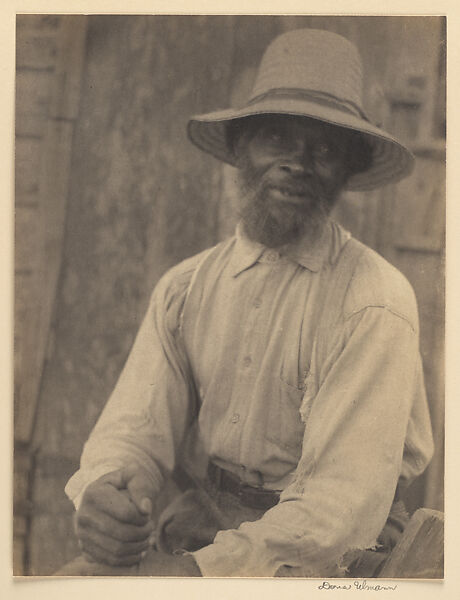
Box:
(187, 28), (414, 191)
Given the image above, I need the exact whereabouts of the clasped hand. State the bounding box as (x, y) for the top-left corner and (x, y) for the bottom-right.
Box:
(76, 464), (156, 567)
(75, 464), (201, 575)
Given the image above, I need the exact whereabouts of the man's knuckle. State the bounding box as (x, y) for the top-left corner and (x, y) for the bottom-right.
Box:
(76, 513), (91, 529)
(84, 482), (98, 499)
(112, 541), (125, 556)
(119, 507), (133, 521)
(114, 523), (129, 539)
(121, 554), (141, 567)
(118, 528), (135, 542)
(78, 527), (90, 542)
(106, 554), (118, 566)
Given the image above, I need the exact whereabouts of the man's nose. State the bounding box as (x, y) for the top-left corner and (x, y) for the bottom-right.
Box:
(279, 162), (308, 176)
(278, 138), (313, 175)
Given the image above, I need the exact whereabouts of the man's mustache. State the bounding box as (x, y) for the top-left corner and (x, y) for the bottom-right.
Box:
(246, 164), (318, 199)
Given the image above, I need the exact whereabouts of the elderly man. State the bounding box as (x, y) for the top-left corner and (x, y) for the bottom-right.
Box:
(60, 28), (434, 577)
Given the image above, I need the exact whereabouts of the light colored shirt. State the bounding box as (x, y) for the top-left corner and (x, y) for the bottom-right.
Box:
(66, 219), (434, 577)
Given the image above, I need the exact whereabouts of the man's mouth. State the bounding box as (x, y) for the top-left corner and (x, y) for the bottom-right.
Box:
(267, 185), (308, 204)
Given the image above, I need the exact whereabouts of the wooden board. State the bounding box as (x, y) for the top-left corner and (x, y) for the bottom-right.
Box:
(13, 444), (33, 575)
(15, 18), (88, 446)
(16, 70), (54, 120)
(15, 137), (41, 196)
(15, 206), (41, 270)
(14, 119), (76, 445)
(14, 15), (88, 575)
(16, 31), (59, 70)
(392, 155), (445, 253)
(380, 509), (444, 578)
(50, 16), (88, 120)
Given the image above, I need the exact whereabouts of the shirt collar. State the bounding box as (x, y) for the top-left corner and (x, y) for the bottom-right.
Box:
(230, 220), (349, 277)
(229, 224), (266, 277)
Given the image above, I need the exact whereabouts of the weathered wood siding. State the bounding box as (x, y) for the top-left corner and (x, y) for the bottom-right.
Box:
(14, 14), (88, 575)
(14, 15), (444, 574)
(27, 15), (235, 575)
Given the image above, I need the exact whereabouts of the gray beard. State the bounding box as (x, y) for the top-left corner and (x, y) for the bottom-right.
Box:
(237, 170), (338, 249)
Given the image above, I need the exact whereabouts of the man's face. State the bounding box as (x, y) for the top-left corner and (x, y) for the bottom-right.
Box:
(235, 114), (350, 248)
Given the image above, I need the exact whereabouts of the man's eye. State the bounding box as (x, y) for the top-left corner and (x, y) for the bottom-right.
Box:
(260, 128), (284, 144)
(315, 143), (332, 157)
(267, 131), (282, 143)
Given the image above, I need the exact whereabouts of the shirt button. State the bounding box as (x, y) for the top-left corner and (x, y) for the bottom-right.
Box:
(242, 356), (252, 367)
(231, 413), (240, 424)
(253, 298), (262, 308)
(266, 251), (279, 262)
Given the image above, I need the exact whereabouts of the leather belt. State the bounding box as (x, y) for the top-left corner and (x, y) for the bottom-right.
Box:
(207, 462), (280, 511)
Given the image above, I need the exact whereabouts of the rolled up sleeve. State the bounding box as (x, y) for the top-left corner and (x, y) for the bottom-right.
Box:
(193, 306), (434, 576)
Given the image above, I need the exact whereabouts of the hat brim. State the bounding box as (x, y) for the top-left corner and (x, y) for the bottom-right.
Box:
(187, 97), (414, 191)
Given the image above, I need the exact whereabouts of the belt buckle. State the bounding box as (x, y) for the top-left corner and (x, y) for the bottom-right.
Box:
(238, 481), (265, 509)
(237, 479), (247, 498)
(240, 468), (264, 489)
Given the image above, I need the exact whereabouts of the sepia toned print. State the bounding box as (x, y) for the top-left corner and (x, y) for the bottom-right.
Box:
(14, 15), (445, 578)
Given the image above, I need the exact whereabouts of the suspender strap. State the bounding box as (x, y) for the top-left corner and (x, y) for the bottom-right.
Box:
(312, 236), (367, 383)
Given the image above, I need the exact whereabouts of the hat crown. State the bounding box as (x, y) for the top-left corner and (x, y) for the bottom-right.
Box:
(187, 28), (414, 191)
(251, 29), (364, 117)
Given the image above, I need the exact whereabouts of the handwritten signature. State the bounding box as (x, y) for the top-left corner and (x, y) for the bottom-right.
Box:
(318, 580), (398, 591)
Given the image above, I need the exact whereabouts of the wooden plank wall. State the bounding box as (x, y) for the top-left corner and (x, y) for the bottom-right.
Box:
(14, 15), (87, 575)
(15, 15), (444, 575)
(26, 15), (235, 575)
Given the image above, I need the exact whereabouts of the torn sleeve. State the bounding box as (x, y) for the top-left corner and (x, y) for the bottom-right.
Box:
(192, 306), (433, 577)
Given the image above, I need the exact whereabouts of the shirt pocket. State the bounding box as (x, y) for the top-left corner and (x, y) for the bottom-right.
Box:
(265, 376), (306, 457)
